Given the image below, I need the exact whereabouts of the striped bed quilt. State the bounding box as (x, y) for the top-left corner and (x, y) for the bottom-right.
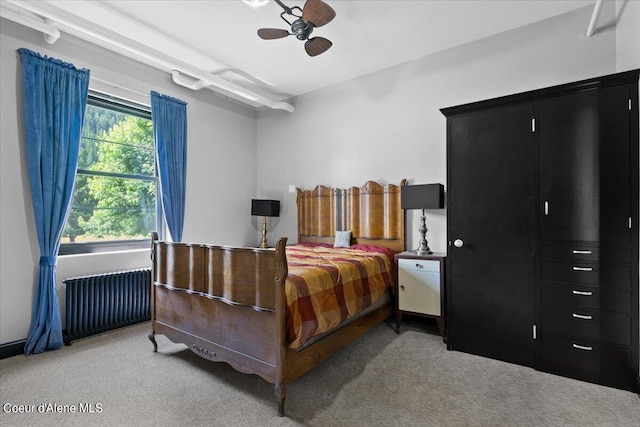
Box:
(285, 244), (395, 350)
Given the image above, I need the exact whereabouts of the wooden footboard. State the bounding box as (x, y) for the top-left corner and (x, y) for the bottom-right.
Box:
(148, 234), (393, 416)
(149, 236), (289, 393)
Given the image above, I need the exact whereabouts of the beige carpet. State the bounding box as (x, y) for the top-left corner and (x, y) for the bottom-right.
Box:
(1, 320), (638, 426)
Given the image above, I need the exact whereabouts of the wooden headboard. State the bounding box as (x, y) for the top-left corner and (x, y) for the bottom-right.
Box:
(296, 179), (407, 252)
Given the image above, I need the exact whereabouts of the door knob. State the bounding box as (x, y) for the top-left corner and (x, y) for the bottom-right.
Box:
(454, 239), (464, 248)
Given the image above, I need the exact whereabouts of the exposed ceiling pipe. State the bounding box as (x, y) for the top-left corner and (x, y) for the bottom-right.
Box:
(2, 1), (294, 112)
(172, 70), (211, 91)
(586, 0), (603, 37)
(172, 70), (294, 112)
(42, 18), (59, 44)
(0, 5), (60, 44)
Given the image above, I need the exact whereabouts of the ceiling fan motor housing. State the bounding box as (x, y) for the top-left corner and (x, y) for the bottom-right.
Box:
(291, 18), (313, 40)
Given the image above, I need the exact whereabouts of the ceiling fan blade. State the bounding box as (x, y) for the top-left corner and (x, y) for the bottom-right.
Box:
(302, 0), (336, 27)
(304, 37), (332, 57)
(257, 28), (290, 40)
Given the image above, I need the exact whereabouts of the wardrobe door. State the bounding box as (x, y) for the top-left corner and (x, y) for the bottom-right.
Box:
(447, 103), (536, 367)
(539, 86), (631, 244)
(537, 83), (637, 391)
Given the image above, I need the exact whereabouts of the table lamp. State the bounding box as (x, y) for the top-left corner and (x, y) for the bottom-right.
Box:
(401, 184), (444, 254)
(251, 199), (280, 248)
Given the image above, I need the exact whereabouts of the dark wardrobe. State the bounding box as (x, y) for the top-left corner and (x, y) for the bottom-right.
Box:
(441, 70), (639, 391)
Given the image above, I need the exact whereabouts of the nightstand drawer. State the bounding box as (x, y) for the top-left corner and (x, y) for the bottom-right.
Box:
(540, 306), (631, 346)
(397, 258), (440, 273)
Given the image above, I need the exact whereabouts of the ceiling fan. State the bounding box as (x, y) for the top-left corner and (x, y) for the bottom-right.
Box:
(257, 0), (336, 57)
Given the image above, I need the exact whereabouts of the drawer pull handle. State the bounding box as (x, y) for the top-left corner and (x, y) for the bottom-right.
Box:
(572, 266), (593, 272)
(572, 313), (592, 320)
(572, 250), (592, 255)
(416, 264), (423, 269)
(572, 290), (593, 296)
(400, 285), (405, 291)
(573, 344), (593, 351)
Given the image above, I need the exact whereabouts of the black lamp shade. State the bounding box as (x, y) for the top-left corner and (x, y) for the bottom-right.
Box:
(401, 184), (444, 210)
(251, 199), (280, 217)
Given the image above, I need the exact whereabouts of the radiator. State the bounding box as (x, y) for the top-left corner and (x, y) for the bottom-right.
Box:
(63, 268), (151, 345)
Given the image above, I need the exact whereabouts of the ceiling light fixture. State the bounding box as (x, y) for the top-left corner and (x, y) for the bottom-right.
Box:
(241, 0), (270, 9)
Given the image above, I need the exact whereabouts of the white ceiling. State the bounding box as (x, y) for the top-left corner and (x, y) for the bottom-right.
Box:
(3, 0), (597, 107)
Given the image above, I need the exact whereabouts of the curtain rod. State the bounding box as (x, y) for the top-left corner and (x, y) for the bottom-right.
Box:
(90, 76), (149, 98)
(89, 76), (151, 107)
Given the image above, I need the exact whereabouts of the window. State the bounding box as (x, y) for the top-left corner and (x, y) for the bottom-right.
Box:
(60, 93), (162, 254)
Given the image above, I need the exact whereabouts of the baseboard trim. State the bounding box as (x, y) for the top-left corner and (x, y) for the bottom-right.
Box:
(0, 339), (25, 359)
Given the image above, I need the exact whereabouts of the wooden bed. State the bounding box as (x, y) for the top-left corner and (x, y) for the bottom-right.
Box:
(148, 179), (406, 416)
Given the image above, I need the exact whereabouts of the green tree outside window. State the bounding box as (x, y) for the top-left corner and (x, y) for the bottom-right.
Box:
(62, 99), (158, 246)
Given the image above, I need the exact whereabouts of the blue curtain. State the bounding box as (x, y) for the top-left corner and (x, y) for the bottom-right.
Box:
(150, 91), (187, 242)
(18, 48), (90, 355)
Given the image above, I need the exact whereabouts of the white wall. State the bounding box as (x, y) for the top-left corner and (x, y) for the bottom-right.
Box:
(0, 20), (258, 344)
(256, 3), (620, 253)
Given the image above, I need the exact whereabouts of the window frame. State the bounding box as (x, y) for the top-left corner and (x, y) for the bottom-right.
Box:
(59, 92), (163, 255)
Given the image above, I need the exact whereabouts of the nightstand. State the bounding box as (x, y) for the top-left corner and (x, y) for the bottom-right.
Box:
(394, 252), (446, 337)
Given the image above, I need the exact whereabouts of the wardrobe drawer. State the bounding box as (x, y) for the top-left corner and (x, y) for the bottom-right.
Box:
(540, 243), (630, 263)
(541, 261), (630, 288)
(540, 306), (631, 346)
(539, 334), (632, 379)
(541, 283), (631, 314)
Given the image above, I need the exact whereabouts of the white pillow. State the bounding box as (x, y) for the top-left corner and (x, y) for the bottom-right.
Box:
(334, 230), (352, 248)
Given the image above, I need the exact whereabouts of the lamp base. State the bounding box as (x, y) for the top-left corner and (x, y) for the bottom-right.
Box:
(412, 244), (433, 256)
(412, 212), (432, 255)
(259, 217), (269, 249)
